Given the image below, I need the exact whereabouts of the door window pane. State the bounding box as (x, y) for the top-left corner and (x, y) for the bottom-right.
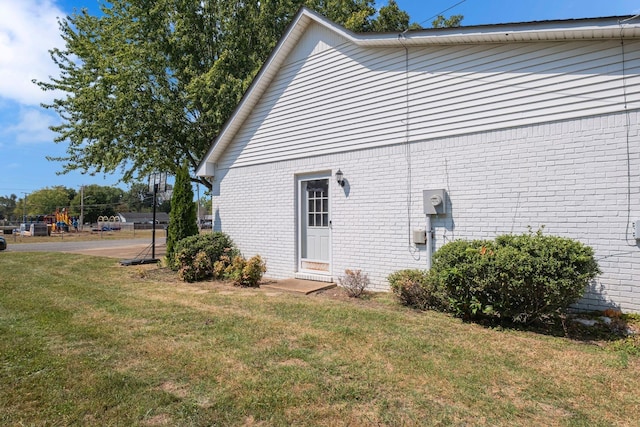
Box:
(305, 179), (329, 228)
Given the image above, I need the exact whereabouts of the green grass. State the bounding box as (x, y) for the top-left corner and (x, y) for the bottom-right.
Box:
(1, 252), (639, 426)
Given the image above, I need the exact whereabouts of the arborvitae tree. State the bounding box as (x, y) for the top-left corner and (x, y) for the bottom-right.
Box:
(167, 163), (198, 266)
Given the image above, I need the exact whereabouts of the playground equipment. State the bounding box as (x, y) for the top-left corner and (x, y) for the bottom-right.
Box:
(97, 215), (121, 231)
(51, 208), (72, 232)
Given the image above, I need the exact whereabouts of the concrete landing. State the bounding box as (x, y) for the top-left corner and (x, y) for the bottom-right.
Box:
(261, 278), (336, 295)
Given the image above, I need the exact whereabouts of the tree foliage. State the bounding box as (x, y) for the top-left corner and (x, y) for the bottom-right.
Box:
(166, 162), (198, 263)
(0, 194), (17, 221)
(120, 181), (171, 213)
(121, 182), (155, 213)
(37, 0), (417, 190)
(431, 14), (464, 28)
(68, 184), (125, 224)
(370, 0), (412, 32)
(2, 183), (168, 224)
(14, 186), (76, 219)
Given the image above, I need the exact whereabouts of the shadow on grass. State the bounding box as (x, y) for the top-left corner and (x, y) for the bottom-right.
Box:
(469, 312), (640, 355)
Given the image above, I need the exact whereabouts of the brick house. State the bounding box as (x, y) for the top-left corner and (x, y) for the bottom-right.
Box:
(197, 8), (640, 312)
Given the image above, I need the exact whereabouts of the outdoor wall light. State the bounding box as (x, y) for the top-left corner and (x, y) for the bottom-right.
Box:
(336, 169), (345, 187)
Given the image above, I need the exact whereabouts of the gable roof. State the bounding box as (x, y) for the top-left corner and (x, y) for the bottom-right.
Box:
(196, 8), (640, 176)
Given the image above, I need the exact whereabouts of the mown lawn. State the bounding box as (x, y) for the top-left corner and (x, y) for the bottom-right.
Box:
(1, 252), (638, 426)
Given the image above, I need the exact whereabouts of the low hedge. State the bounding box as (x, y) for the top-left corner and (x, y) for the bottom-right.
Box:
(389, 230), (600, 323)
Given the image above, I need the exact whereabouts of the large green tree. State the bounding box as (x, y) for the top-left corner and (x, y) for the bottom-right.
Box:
(370, 0), (417, 32)
(122, 182), (154, 213)
(69, 185), (125, 224)
(37, 0), (416, 190)
(0, 194), (17, 222)
(13, 187), (76, 219)
(121, 182), (173, 213)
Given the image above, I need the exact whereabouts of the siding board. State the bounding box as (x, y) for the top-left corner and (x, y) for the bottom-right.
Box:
(218, 31), (640, 169)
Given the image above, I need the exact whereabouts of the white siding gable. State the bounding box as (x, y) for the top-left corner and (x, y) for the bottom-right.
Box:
(284, 22), (350, 66)
(219, 36), (640, 169)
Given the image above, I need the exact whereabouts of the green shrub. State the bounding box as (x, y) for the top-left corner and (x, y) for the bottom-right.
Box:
(172, 232), (238, 281)
(214, 254), (266, 287)
(387, 269), (444, 310)
(429, 230), (600, 322)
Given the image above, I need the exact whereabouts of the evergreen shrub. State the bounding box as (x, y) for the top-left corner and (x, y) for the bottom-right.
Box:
(166, 162), (199, 265)
(172, 232), (238, 281)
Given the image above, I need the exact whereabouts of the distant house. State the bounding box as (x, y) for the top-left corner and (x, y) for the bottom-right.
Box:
(197, 8), (640, 313)
(117, 212), (169, 225)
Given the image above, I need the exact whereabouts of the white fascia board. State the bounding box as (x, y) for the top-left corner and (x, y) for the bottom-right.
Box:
(198, 9), (640, 168)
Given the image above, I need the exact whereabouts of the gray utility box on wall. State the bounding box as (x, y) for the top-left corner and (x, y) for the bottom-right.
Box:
(413, 229), (427, 244)
(423, 189), (446, 215)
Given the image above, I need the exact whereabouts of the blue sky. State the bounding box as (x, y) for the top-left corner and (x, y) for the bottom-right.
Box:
(1, 0), (638, 197)
(387, 0), (638, 27)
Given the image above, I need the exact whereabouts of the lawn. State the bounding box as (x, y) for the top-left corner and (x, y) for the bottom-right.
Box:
(1, 252), (638, 426)
(5, 228), (158, 244)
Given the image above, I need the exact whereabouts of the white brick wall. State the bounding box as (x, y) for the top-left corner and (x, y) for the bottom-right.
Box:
(213, 110), (640, 313)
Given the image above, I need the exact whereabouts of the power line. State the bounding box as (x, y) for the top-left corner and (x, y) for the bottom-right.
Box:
(408, 0), (467, 31)
(0, 188), (33, 192)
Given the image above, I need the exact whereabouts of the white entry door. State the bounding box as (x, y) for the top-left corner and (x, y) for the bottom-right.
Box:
(300, 178), (330, 272)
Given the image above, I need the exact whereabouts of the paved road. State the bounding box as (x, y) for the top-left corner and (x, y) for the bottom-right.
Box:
(3, 237), (166, 259)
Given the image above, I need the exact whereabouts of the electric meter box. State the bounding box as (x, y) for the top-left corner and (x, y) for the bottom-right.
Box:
(423, 189), (446, 215)
(635, 220), (640, 240)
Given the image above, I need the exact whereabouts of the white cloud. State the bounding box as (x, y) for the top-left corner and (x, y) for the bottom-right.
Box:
(2, 105), (58, 144)
(0, 0), (65, 106)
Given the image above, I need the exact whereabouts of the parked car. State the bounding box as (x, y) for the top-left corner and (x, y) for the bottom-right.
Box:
(0, 235), (6, 251)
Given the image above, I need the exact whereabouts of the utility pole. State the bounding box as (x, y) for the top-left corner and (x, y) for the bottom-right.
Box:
(80, 185), (84, 232)
(196, 183), (201, 231)
(148, 172), (166, 262)
(21, 192), (28, 225)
